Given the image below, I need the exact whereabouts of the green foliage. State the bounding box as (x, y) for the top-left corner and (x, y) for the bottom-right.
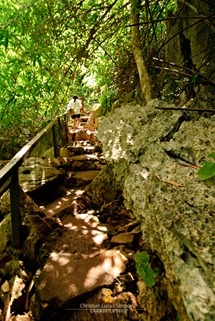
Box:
(165, 0), (178, 14)
(209, 153), (215, 158)
(3, 0), (205, 160)
(135, 251), (157, 287)
(0, 0), (179, 127)
(0, 1), (130, 120)
(100, 91), (115, 111)
(197, 154), (215, 180)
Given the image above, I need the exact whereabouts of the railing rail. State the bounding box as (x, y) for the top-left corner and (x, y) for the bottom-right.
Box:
(0, 115), (66, 248)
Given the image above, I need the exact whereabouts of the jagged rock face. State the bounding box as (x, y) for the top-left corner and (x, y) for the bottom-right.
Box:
(164, 0), (215, 106)
(93, 99), (215, 321)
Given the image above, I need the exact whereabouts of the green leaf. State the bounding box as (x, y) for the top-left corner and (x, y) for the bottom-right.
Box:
(144, 273), (156, 287)
(197, 162), (215, 180)
(189, 73), (199, 85)
(135, 251), (157, 287)
(4, 29), (9, 50)
(144, 265), (157, 277)
(136, 264), (156, 287)
(91, 12), (98, 22)
(135, 251), (149, 264)
(208, 153), (215, 159)
(7, 96), (15, 105)
(37, 56), (42, 68)
(136, 264), (146, 279)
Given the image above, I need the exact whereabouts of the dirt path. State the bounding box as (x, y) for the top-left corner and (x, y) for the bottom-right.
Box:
(32, 120), (145, 321)
(0, 115), (183, 321)
(11, 117), (177, 321)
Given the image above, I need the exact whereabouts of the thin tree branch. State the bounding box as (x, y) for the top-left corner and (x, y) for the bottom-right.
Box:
(155, 107), (215, 112)
(91, 36), (118, 66)
(154, 12), (215, 56)
(152, 57), (215, 88)
(153, 65), (192, 77)
(126, 14), (215, 27)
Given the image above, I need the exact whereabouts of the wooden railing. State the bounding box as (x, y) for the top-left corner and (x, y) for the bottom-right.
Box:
(0, 115), (67, 249)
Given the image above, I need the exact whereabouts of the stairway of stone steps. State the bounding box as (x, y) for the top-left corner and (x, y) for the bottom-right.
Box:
(1, 113), (182, 321)
(39, 113), (105, 225)
(66, 114), (96, 143)
(4, 113), (142, 321)
(40, 137), (105, 218)
(33, 114), (103, 217)
(34, 116), (133, 320)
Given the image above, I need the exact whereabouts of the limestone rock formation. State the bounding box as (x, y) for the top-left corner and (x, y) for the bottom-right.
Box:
(0, 158), (64, 257)
(85, 104), (106, 131)
(86, 99), (215, 321)
(0, 157), (66, 216)
(0, 186), (57, 258)
(163, 0), (215, 107)
(19, 157), (65, 200)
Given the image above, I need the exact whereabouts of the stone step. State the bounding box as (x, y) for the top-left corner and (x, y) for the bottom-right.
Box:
(67, 129), (94, 142)
(67, 115), (89, 123)
(59, 154), (105, 171)
(66, 169), (101, 187)
(81, 115), (89, 122)
(36, 250), (127, 305)
(35, 211), (127, 305)
(67, 144), (102, 155)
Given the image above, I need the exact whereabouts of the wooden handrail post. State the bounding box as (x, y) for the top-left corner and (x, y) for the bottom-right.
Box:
(10, 169), (21, 249)
(52, 124), (58, 157)
(64, 113), (68, 145)
(57, 116), (67, 146)
(0, 115), (66, 249)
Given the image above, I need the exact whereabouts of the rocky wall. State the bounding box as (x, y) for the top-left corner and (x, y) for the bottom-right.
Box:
(87, 99), (215, 321)
(163, 0), (215, 106)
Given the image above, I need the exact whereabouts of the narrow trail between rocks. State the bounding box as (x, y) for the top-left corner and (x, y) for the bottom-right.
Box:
(34, 115), (142, 321)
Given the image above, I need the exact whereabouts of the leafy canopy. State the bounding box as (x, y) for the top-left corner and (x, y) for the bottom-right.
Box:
(0, 0), (179, 156)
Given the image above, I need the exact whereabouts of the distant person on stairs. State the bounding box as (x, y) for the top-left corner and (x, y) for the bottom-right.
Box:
(66, 95), (83, 130)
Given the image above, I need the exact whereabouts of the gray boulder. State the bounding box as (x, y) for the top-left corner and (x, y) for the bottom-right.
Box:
(0, 157), (65, 216)
(19, 157), (66, 203)
(19, 157), (63, 193)
(88, 99), (215, 321)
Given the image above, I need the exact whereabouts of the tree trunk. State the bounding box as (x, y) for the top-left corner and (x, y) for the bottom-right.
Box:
(131, 0), (154, 104)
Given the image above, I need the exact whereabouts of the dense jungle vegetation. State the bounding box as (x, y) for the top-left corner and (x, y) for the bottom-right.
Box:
(0, 0), (214, 158)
